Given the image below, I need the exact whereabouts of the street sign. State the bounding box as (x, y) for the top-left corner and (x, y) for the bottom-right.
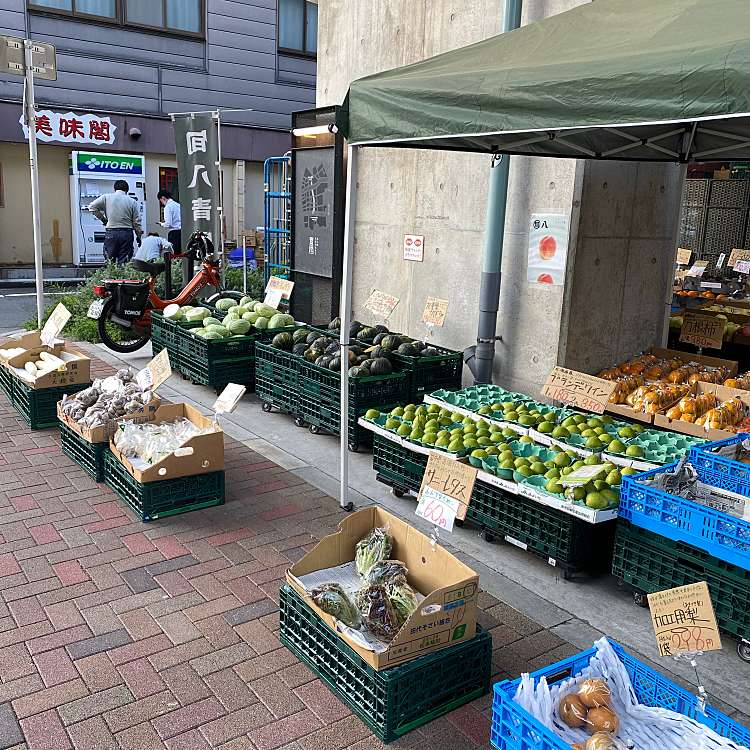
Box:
(0, 36), (56, 80)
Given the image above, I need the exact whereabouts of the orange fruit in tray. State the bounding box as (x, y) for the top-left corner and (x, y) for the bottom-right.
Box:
(537, 273), (554, 284)
(539, 235), (557, 260)
(703, 291), (715, 298)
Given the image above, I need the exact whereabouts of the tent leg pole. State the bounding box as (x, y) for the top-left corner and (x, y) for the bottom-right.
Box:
(661, 162), (688, 347)
(339, 145), (358, 512)
(471, 0), (523, 385)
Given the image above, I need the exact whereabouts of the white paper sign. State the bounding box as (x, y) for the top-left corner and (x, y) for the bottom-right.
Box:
(403, 234), (424, 262)
(687, 262), (708, 277)
(527, 214), (569, 286)
(415, 485), (460, 532)
(559, 464), (606, 487)
(20, 109), (116, 145)
(717, 253), (727, 269)
(263, 288), (283, 310)
(213, 383), (246, 414)
(736, 260), (750, 275)
(40, 303), (71, 347)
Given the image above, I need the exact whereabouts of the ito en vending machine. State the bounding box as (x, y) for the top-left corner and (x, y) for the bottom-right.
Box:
(70, 151), (146, 265)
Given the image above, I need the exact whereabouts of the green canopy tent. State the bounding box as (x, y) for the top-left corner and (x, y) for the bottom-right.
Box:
(334, 0), (750, 509)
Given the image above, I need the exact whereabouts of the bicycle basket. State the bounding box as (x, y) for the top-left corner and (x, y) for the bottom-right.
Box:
(113, 281), (150, 319)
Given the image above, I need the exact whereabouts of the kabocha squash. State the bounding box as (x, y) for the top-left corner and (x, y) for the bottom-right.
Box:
(293, 327), (309, 344)
(272, 332), (294, 350)
(380, 335), (400, 351)
(370, 357), (393, 375)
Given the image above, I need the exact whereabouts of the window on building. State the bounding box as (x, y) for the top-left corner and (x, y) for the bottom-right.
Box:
(158, 167), (179, 221)
(28, 0), (203, 35)
(279, 0), (317, 55)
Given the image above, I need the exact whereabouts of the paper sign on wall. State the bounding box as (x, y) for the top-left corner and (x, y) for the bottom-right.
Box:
(680, 312), (725, 349)
(213, 383), (246, 414)
(136, 348), (172, 390)
(403, 234), (424, 262)
(422, 297), (448, 327)
(728, 248), (750, 268)
(265, 276), (294, 300)
(647, 582), (722, 656)
(676, 248), (692, 265)
(686, 261), (708, 277)
(365, 289), (399, 320)
(415, 452), (477, 531)
(40, 303), (71, 347)
(527, 214), (569, 286)
(541, 366), (616, 414)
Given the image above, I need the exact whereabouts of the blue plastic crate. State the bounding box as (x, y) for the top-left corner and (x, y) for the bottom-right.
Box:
(491, 639), (750, 750)
(689, 433), (750, 496)
(620, 463), (750, 572)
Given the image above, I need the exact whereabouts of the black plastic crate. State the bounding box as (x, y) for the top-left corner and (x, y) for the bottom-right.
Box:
(372, 432), (427, 493)
(11, 379), (90, 430)
(103, 451), (225, 522)
(59, 421), (108, 482)
(279, 585), (491, 744)
(613, 520), (750, 646)
(390, 346), (463, 402)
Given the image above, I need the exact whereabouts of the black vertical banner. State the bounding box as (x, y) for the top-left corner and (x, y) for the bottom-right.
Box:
(174, 113), (220, 243)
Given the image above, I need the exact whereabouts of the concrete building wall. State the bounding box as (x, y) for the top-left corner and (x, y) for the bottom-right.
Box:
(317, 0), (681, 393)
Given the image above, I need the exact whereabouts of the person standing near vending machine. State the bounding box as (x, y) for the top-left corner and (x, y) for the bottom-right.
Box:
(157, 190), (182, 254)
(88, 180), (143, 264)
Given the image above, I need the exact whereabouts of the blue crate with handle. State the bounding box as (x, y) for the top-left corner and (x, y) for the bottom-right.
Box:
(620, 463), (750, 572)
(688, 432), (750, 495)
(491, 638), (750, 750)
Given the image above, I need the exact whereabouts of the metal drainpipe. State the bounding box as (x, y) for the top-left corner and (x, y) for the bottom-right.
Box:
(465, 0), (524, 383)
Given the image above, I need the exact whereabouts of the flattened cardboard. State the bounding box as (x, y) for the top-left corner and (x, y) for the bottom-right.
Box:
(109, 403), (224, 483)
(57, 397), (162, 445)
(7, 345), (91, 389)
(287, 506), (479, 671)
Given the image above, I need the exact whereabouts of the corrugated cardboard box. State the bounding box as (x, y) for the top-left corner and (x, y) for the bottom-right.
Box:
(0, 332), (64, 360)
(6, 345), (91, 389)
(287, 506), (479, 671)
(109, 403), (224, 483)
(57, 397), (162, 445)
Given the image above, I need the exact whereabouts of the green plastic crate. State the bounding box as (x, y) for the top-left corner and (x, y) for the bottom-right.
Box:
(11, 378), (90, 429)
(103, 451), (225, 522)
(179, 355), (255, 393)
(254, 342), (300, 413)
(371, 434), (615, 575)
(0, 364), (11, 401)
(390, 345), (463, 401)
(279, 585), (491, 744)
(613, 520), (750, 644)
(59, 421), (108, 482)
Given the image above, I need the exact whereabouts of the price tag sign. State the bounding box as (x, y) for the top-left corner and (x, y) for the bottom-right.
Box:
(403, 234), (424, 262)
(686, 261), (708, 277)
(735, 259), (750, 275)
(136, 348), (172, 390)
(541, 366), (616, 414)
(700, 282), (723, 289)
(559, 464), (606, 487)
(365, 289), (399, 320)
(213, 383), (246, 414)
(717, 252), (727, 269)
(40, 303), (71, 347)
(648, 581), (722, 656)
(680, 312), (725, 349)
(265, 276), (294, 300)
(676, 247), (692, 266)
(415, 452), (477, 531)
(263, 288), (283, 310)
(728, 248), (750, 268)
(422, 297), (448, 327)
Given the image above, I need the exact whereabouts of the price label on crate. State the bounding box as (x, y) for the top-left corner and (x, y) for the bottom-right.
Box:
(680, 312), (725, 350)
(213, 383), (246, 415)
(40, 303), (71, 347)
(541, 367), (615, 414)
(648, 581), (722, 656)
(422, 297), (448, 327)
(415, 452), (477, 532)
(136, 348), (171, 390)
(265, 276), (294, 300)
(676, 247), (692, 266)
(263, 288), (283, 310)
(365, 289), (399, 320)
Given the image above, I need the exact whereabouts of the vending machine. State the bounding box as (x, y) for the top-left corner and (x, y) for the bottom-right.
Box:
(70, 151), (146, 265)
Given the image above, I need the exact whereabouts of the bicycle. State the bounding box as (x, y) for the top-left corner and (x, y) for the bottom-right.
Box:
(90, 232), (242, 354)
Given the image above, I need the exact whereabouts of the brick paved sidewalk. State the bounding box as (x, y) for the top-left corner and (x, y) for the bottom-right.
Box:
(0, 353), (579, 750)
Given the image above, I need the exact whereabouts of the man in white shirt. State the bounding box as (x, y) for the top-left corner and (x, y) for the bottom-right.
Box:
(157, 190), (181, 253)
(134, 233), (172, 264)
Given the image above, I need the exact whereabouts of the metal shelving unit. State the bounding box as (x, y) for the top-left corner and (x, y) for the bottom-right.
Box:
(263, 155), (292, 287)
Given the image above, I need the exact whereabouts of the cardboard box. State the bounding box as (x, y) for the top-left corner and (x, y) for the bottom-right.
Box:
(0, 332), (64, 361)
(287, 506), (479, 671)
(57, 397), (162, 445)
(605, 402), (654, 424)
(653, 382), (750, 439)
(649, 347), (738, 376)
(109, 403), (224, 483)
(6, 345), (91, 389)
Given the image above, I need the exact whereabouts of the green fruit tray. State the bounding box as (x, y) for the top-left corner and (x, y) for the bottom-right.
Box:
(603, 429), (705, 465)
(11, 378), (90, 430)
(254, 343), (300, 414)
(613, 520), (750, 647)
(103, 451), (225, 522)
(518, 474), (620, 510)
(279, 584), (491, 744)
(59, 421), (108, 482)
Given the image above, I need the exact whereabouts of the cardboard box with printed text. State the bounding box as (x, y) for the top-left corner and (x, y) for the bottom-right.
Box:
(287, 506), (479, 671)
(6, 345), (91, 389)
(57, 397), (162, 445)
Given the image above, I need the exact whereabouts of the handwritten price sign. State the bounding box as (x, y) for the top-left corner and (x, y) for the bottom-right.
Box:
(728, 248), (750, 269)
(422, 297), (448, 327)
(136, 348), (172, 391)
(40, 303), (71, 347)
(680, 312), (725, 350)
(648, 581), (722, 656)
(365, 289), (399, 320)
(265, 276), (295, 300)
(541, 366), (616, 414)
(415, 452), (477, 531)
(676, 248), (692, 266)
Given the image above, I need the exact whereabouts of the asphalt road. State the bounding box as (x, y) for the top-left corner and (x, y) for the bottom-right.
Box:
(0, 287), (71, 334)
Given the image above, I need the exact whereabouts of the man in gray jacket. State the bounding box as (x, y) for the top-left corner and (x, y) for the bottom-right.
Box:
(88, 180), (143, 264)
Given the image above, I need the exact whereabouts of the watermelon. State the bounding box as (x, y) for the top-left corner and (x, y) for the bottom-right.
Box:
(203, 317), (221, 327)
(268, 313), (294, 329)
(254, 317), (269, 330)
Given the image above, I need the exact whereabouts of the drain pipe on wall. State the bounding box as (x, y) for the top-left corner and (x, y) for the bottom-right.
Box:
(465, 0), (524, 383)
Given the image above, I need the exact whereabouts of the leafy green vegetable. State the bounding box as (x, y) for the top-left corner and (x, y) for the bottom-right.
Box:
(311, 583), (361, 628)
(388, 581), (418, 627)
(364, 560), (408, 586)
(356, 584), (400, 641)
(355, 527), (392, 577)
